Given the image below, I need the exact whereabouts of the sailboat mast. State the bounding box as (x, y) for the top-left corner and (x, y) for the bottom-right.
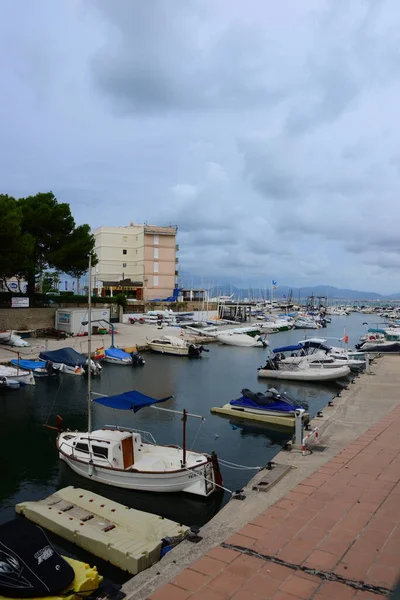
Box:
(88, 255), (92, 434)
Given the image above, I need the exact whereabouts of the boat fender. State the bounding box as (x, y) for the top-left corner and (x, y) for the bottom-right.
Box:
(88, 460), (94, 477)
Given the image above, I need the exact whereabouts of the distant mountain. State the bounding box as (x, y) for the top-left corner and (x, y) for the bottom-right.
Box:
(180, 279), (398, 300)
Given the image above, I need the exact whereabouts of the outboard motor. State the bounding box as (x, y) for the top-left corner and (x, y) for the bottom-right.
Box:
(188, 344), (201, 358)
(131, 351), (145, 366)
(45, 360), (58, 376)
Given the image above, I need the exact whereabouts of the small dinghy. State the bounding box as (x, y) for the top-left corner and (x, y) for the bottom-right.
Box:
(0, 366), (35, 386)
(102, 347), (145, 366)
(10, 360), (58, 378)
(0, 519), (102, 600)
(211, 387), (309, 428)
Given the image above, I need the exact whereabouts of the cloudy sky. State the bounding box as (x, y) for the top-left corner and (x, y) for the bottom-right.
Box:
(1, 0), (399, 292)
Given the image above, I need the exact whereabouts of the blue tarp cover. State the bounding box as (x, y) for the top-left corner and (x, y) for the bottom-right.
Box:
(10, 359), (46, 370)
(105, 348), (131, 360)
(93, 390), (173, 412)
(39, 347), (86, 367)
(273, 344), (303, 353)
(230, 397), (297, 413)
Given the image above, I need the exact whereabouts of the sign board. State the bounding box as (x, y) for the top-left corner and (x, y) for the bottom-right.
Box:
(11, 297), (29, 308)
(58, 312), (70, 324)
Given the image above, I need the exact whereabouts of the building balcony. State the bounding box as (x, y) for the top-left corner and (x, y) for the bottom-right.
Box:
(175, 244), (179, 251)
(175, 270), (179, 276)
(175, 257), (179, 264)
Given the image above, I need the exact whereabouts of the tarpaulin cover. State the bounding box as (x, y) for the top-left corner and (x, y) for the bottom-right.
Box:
(105, 348), (131, 360)
(39, 347), (86, 367)
(93, 390), (172, 412)
(272, 344), (303, 353)
(10, 359), (46, 370)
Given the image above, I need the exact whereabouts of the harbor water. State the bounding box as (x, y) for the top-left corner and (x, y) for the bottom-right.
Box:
(0, 313), (370, 535)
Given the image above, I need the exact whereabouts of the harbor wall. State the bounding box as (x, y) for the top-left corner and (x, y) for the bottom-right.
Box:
(0, 308), (56, 330)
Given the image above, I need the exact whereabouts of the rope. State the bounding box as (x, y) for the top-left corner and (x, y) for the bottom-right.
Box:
(190, 418), (204, 451)
(45, 377), (64, 425)
(218, 458), (262, 470)
(181, 465), (233, 494)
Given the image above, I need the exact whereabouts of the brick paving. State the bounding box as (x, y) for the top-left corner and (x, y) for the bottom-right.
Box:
(148, 406), (400, 599)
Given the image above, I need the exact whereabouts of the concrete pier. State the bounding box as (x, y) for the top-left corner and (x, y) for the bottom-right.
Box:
(122, 356), (400, 600)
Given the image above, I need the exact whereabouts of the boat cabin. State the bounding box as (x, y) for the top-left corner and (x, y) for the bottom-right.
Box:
(63, 429), (143, 470)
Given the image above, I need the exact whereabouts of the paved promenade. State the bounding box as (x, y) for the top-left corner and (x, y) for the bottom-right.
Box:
(148, 405), (400, 600)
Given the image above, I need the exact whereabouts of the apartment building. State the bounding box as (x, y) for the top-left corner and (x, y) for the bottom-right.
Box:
(93, 222), (178, 300)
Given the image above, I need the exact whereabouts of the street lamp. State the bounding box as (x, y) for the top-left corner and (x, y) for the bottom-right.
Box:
(81, 318), (115, 348)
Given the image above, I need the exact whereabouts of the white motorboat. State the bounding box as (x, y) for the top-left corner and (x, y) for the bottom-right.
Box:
(148, 335), (206, 357)
(257, 359), (350, 382)
(0, 365), (35, 385)
(296, 338), (366, 366)
(47, 257), (222, 497)
(294, 316), (320, 330)
(217, 333), (268, 347)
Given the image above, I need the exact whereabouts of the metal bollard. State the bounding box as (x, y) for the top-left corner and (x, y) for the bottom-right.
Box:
(294, 409), (305, 447)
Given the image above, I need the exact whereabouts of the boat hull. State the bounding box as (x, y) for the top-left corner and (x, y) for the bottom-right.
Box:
(59, 453), (216, 496)
(257, 365), (350, 381)
(148, 344), (189, 356)
(0, 366), (35, 385)
(211, 404), (309, 428)
(217, 334), (265, 347)
(104, 357), (132, 365)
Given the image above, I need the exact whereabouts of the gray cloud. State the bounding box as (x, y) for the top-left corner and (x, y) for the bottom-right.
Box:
(0, 0), (400, 292)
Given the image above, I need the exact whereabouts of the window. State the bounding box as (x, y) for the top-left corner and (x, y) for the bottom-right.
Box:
(123, 263), (127, 268)
(136, 249), (138, 255)
(153, 275), (159, 286)
(154, 262), (159, 273)
(92, 445), (108, 459)
(75, 442), (89, 454)
(153, 247), (159, 259)
(123, 236), (128, 242)
(123, 249), (127, 255)
(154, 234), (159, 245)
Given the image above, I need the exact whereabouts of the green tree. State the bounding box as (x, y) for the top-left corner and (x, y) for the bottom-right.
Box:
(0, 194), (33, 289)
(42, 271), (61, 294)
(18, 192), (96, 294)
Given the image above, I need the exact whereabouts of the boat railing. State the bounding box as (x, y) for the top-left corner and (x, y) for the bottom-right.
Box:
(104, 424), (157, 445)
(59, 438), (115, 468)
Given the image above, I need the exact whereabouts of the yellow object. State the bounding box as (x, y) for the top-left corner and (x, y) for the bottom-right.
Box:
(16, 487), (188, 575)
(124, 345), (137, 353)
(0, 556), (103, 600)
(211, 404), (309, 429)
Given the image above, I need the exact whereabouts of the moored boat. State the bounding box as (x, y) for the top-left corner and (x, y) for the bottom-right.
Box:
(0, 365), (35, 386)
(148, 335), (207, 357)
(10, 359), (58, 377)
(39, 347), (101, 375)
(211, 387), (309, 428)
(257, 355), (350, 382)
(217, 333), (268, 347)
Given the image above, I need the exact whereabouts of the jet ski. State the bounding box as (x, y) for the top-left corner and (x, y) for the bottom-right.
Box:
(0, 519), (102, 600)
(211, 387), (309, 428)
(230, 387), (306, 414)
